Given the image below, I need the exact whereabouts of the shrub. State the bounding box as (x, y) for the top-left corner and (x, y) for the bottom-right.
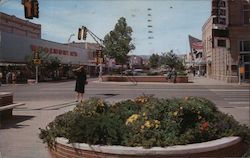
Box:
(39, 96), (250, 149)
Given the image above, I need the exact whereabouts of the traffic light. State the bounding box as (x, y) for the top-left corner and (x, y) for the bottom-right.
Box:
(34, 51), (40, 59)
(95, 49), (103, 65)
(22, 0), (39, 19)
(32, 0), (39, 18)
(24, 0), (33, 19)
(78, 28), (83, 40)
(82, 27), (87, 40)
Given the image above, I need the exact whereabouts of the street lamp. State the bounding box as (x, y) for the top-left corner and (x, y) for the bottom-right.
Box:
(67, 34), (75, 78)
(67, 33), (75, 64)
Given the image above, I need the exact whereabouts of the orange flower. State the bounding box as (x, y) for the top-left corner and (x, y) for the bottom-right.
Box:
(200, 122), (209, 131)
(184, 96), (189, 101)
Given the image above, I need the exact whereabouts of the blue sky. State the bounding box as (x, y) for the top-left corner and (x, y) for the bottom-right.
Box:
(1, 0), (211, 55)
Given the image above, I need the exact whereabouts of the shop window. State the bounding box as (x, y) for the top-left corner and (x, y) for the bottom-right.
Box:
(218, 39), (226, 47)
(243, 4), (250, 25)
(240, 41), (250, 52)
(244, 54), (250, 62)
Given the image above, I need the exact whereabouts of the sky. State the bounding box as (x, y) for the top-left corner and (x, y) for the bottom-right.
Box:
(0, 0), (211, 55)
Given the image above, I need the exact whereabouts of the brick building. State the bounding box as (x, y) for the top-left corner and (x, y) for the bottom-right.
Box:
(0, 12), (41, 39)
(202, 0), (250, 83)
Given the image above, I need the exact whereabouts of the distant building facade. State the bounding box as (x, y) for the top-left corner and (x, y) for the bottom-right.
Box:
(202, 0), (250, 83)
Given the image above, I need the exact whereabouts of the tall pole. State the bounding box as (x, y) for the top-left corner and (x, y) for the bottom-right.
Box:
(67, 34), (75, 64)
(35, 65), (38, 84)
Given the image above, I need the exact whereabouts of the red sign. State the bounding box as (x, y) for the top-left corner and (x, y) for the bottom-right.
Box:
(31, 45), (78, 57)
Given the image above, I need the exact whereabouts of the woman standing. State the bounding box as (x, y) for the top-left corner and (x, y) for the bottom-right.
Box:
(73, 65), (87, 102)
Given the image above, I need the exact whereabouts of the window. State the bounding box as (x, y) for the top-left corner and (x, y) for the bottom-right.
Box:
(243, 4), (250, 25)
(218, 39), (226, 47)
(240, 41), (250, 52)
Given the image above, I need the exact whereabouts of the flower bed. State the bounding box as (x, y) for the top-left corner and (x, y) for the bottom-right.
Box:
(39, 96), (250, 157)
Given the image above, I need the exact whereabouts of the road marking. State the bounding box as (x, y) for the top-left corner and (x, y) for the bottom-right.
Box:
(224, 98), (250, 101)
(228, 101), (250, 105)
(209, 89), (250, 92)
(85, 88), (250, 92)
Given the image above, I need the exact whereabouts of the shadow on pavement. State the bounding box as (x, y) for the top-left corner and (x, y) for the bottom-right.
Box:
(0, 115), (35, 129)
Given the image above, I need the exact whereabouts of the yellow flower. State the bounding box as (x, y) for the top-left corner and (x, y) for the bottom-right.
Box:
(154, 120), (160, 129)
(144, 121), (151, 128)
(173, 111), (178, 116)
(126, 114), (140, 125)
(141, 125), (145, 129)
(143, 112), (146, 117)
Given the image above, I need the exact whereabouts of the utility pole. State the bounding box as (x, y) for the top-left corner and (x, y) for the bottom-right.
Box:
(77, 26), (105, 81)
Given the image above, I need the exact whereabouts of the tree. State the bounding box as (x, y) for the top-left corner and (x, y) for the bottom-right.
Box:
(160, 50), (184, 71)
(148, 50), (184, 71)
(149, 53), (160, 68)
(103, 17), (135, 73)
(25, 51), (61, 80)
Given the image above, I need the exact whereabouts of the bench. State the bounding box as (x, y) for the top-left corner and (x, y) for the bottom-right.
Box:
(0, 102), (25, 120)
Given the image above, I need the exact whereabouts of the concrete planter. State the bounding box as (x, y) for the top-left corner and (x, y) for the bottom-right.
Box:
(102, 75), (188, 83)
(49, 136), (247, 158)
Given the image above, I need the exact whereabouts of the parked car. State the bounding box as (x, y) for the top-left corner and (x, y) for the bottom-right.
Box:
(133, 69), (144, 75)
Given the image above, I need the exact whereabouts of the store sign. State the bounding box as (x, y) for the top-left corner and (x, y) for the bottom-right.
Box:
(30, 45), (78, 57)
(211, 0), (228, 26)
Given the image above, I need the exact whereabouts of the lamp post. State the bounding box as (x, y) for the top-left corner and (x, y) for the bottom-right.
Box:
(67, 33), (75, 62)
(67, 34), (75, 78)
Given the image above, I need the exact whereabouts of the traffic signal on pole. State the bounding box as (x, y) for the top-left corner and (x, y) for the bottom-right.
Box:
(82, 27), (87, 40)
(78, 28), (83, 40)
(34, 51), (40, 59)
(32, 0), (39, 18)
(24, 0), (33, 19)
(23, 0), (39, 19)
(95, 49), (103, 65)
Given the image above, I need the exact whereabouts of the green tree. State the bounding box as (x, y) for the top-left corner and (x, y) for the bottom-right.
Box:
(149, 53), (160, 69)
(160, 50), (184, 71)
(103, 17), (135, 73)
(25, 51), (61, 79)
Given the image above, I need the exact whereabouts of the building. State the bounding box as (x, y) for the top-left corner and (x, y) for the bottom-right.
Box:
(202, 0), (250, 83)
(0, 12), (97, 82)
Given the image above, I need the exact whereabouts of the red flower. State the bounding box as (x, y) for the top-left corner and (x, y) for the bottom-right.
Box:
(200, 122), (209, 131)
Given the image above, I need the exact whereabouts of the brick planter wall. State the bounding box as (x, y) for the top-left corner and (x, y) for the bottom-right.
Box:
(102, 76), (188, 83)
(49, 137), (247, 158)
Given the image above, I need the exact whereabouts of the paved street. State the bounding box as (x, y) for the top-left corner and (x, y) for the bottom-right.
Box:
(0, 77), (249, 158)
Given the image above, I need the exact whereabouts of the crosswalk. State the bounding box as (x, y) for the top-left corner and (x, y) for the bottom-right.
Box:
(211, 89), (250, 107)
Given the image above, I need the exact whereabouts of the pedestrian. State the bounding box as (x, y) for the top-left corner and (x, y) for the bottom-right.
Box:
(171, 68), (177, 83)
(12, 72), (17, 84)
(73, 65), (87, 102)
(0, 71), (2, 86)
(6, 71), (11, 84)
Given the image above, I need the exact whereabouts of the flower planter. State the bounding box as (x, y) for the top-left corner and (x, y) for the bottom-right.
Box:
(49, 136), (247, 158)
(101, 75), (188, 83)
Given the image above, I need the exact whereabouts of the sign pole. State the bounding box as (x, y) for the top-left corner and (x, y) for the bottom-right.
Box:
(35, 65), (38, 84)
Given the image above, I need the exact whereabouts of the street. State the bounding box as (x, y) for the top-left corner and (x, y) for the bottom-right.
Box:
(0, 78), (249, 158)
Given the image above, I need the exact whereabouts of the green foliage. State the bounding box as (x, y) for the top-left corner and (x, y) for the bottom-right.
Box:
(39, 96), (250, 149)
(148, 50), (185, 71)
(149, 53), (160, 69)
(25, 50), (61, 79)
(103, 17), (135, 70)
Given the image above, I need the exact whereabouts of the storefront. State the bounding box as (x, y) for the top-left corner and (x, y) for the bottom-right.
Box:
(0, 31), (95, 83)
